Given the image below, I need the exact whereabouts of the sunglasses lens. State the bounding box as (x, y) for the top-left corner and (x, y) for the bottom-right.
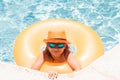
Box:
(57, 43), (65, 48)
(48, 43), (65, 48)
(48, 43), (56, 48)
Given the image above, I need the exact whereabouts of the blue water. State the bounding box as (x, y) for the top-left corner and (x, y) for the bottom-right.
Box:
(0, 0), (120, 64)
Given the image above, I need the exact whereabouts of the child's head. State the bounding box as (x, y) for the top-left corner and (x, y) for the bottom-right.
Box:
(43, 31), (70, 58)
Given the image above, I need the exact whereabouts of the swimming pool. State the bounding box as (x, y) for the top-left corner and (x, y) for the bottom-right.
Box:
(0, 0), (120, 64)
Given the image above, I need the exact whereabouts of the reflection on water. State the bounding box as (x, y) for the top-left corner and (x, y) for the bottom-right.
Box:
(0, 0), (120, 63)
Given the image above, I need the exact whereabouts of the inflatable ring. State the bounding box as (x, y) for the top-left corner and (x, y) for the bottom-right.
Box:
(14, 19), (104, 73)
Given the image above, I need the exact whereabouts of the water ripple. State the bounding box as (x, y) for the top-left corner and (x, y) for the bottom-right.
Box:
(0, 0), (120, 63)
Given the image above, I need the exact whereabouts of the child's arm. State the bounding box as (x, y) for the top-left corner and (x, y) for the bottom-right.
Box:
(67, 53), (82, 71)
(31, 53), (44, 70)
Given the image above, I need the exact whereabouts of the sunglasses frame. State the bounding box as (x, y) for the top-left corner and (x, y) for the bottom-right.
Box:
(47, 43), (66, 48)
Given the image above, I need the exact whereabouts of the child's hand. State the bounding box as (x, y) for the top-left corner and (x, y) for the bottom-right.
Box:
(47, 71), (58, 80)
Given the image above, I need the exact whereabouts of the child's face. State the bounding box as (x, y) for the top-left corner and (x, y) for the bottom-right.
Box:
(47, 43), (66, 58)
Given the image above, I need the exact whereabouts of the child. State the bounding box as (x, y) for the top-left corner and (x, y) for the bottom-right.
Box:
(31, 31), (81, 79)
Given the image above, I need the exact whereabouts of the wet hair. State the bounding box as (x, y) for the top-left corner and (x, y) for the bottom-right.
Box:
(43, 44), (70, 62)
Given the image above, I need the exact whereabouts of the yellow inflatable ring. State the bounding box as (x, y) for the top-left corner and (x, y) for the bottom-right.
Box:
(14, 19), (104, 73)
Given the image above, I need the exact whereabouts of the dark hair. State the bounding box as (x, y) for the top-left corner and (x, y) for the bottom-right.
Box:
(43, 44), (70, 62)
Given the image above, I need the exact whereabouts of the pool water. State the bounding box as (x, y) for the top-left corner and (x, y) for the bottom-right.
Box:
(0, 0), (120, 64)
